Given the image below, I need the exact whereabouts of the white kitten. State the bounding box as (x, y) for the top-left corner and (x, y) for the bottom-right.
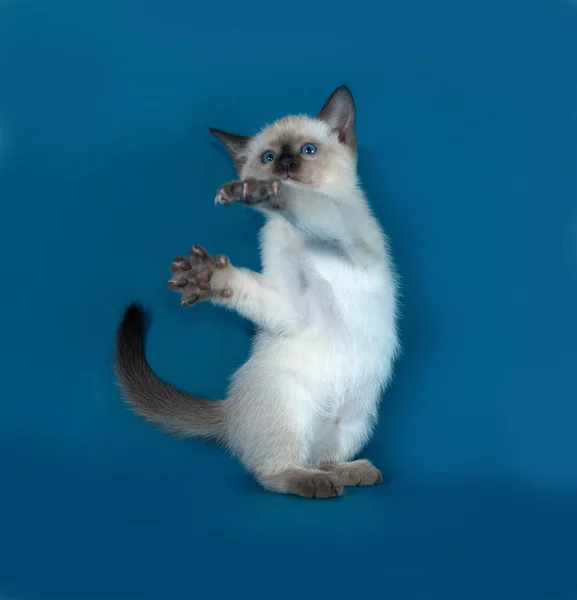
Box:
(115, 86), (399, 498)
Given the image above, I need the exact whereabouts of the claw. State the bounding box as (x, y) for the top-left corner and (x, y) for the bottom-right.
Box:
(215, 255), (229, 268)
(175, 255), (191, 267)
(189, 245), (207, 258)
(170, 277), (188, 288)
(181, 295), (198, 307)
(168, 278), (188, 291)
(170, 256), (191, 272)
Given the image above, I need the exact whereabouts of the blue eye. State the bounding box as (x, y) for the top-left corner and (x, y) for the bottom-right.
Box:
(300, 143), (317, 155)
(261, 151), (276, 164)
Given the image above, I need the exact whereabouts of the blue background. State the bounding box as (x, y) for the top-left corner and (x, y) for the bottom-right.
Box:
(1, 0), (577, 598)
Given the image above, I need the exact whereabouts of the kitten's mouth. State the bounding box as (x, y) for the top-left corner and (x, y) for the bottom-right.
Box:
(284, 173), (305, 184)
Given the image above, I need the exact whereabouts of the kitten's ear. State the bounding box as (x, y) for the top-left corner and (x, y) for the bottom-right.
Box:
(317, 86), (356, 150)
(209, 128), (251, 172)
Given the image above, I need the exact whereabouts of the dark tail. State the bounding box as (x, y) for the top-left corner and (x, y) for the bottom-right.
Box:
(114, 303), (224, 438)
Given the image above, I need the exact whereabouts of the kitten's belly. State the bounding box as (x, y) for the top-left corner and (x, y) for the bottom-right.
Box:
(252, 296), (395, 395)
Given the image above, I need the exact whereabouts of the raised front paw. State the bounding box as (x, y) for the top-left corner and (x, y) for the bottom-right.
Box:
(168, 246), (232, 307)
(215, 178), (281, 206)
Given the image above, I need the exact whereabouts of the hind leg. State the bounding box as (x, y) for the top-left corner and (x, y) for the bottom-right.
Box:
(252, 422), (344, 499)
(261, 467), (344, 499)
(320, 459), (383, 487)
(225, 374), (344, 499)
(310, 410), (384, 487)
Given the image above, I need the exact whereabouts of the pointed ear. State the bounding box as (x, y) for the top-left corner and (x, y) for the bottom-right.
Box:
(317, 86), (356, 150)
(209, 128), (251, 173)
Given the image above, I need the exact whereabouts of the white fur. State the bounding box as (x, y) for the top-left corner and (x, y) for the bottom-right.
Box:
(210, 115), (399, 488)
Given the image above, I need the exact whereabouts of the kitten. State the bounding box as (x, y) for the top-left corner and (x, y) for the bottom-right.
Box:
(115, 86), (399, 499)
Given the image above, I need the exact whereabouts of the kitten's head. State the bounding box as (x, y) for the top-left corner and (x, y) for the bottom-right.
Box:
(210, 86), (357, 189)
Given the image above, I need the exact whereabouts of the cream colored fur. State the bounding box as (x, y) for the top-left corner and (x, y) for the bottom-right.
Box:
(210, 93), (399, 494)
(116, 87), (400, 498)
